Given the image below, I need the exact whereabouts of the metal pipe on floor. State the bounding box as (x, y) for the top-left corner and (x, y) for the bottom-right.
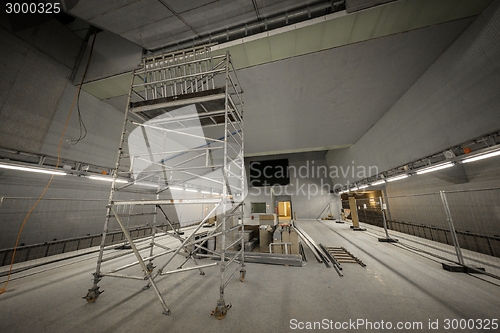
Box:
(161, 262), (218, 275)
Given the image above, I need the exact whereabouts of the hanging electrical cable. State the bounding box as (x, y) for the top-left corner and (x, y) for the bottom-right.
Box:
(69, 31), (98, 145)
(0, 31), (98, 295)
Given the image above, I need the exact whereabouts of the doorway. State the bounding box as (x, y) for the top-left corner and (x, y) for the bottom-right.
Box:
(277, 201), (292, 220)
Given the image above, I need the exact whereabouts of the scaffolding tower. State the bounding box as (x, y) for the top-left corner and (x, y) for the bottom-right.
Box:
(84, 45), (245, 319)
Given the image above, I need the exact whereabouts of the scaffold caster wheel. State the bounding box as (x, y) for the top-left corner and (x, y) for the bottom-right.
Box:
(146, 262), (155, 274)
(239, 269), (246, 282)
(211, 301), (232, 320)
(83, 286), (102, 303)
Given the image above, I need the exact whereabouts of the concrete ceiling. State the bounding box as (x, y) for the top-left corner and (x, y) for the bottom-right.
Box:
(240, 17), (474, 156)
(61, 0), (332, 51)
(64, 0), (493, 156)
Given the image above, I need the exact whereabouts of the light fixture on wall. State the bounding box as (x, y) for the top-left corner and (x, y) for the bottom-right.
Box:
(134, 181), (159, 188)
(169, 186), (184, 191)
(416, 162), (454, 175)
(461, 149), (500, 163)
(89, 175), (128, 183)
(0, 162), (66, 175)
(386, 174), (408, 182)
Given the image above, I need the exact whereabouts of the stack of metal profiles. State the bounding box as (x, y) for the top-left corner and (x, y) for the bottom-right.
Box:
(223, 250), (303, 267)
(294, 223), (343, 276)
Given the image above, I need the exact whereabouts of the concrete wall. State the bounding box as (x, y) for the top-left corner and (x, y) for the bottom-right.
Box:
(0, 20), (143, 249)
(39, 83), (124, 168)
(0, 19), (126, 168)
(382, 157), (500, 235)
(244, 151), (339, 221)
(0, 170), (111, 248)
(326, 1), (500, 243)
(0, 24), (78, 153)
(0, 168), (163, 249)
(326, 0), (500, 185)
(73, 30), (143, 84)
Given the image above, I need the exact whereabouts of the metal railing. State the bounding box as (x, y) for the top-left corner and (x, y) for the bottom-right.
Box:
(351, 188), (500, 279)
(0, 196), (201, 266)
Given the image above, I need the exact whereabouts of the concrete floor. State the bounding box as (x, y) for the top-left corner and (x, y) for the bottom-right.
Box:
(1, 220), (499, 332)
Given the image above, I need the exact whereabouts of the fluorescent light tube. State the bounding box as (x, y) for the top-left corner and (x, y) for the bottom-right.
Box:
(169, 186), (184, 191)
(89, 176), (128, 183)
(387, 174), (408, 182)
(0, 163), (66, 175)
(185, 188), (198, 192)
(351, 187), (359, 191)
(358, 185), (368, 189)
(201, 191), (211, 194)
(462, 150), (500, 163)
(134, 181), (159, 188)
(416, 162), (454, 175)
(371, 180), (386, 186)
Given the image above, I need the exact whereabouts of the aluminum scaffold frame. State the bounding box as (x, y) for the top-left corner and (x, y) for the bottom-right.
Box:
(83, 45), (245, 319)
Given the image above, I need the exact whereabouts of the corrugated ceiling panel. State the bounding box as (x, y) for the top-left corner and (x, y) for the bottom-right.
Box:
(70, 0), (139, 20)
(80, 0), (494, 99)
(144, 29), (197, 50)
(89, 0), (169, 35)
(167, 0), (223, 13)
(256, 0), (310, 18)
(121, 18), (189, 49)
(181, 0), (255, 32)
